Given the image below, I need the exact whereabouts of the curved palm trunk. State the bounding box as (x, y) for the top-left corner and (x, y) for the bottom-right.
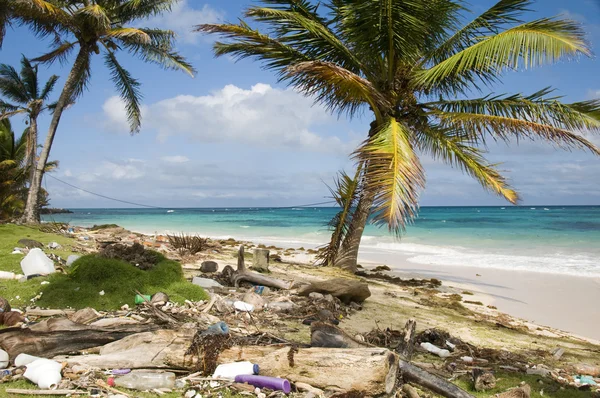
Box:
(22, 48), (88, 224)
(334, 121), (379, 273)
(27, 115), (38, 189)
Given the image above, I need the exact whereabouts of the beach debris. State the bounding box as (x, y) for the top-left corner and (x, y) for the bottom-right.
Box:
(234, 375), (290, 394)
(70, 307), (101, 325)
(99, 242), (159, 270)
(47, 242), (62, 249)
(253, 285), (270, 295)
(355, 270), (441, 288)
(233, 301), (255, 312)
(575, 375), (597, 385)
(402, 384), (421, 398)
(20, 248), (55, 277)
(17, 239), (43, 249)
(242, 291), (265, 310)
(213, 361), (258, 380)
(526, 364), (551, 377)
(11, 248), (23, 254)
(252, 248), (270, 272)
(572, 363), (600, 377)
(494, 384), (531, 398)
(297, 278), (371, 303)
(420, 342), (451, 358)
(473, 368), (496, 391)
(192, 277), (223, 289)
(150, 292), (169, 306)
(0, 349), (8, 368)
(222, 246), (292, 290)
(0, 311), (24, 327)
(200, 260), (218, 273)
(66, 255), (81, 267)
(110, 371), (176, 390)
(1, 297), (11, 314)
(311, 322), (368, 348)
(552, 347), (565, 360)
(134, 294), (152, 304)
(23, 358), (63, 389)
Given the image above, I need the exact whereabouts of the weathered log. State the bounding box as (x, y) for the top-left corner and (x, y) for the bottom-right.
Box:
(400, 361), (475, 398)
(58, 329), (398, 395)
(297, 278), (371, 303)
(224, 246), (292, 290)
(0, 318), (160, 359)
(310, 322), (370, 348)
(403, 384), (421, 398)
(397, 318), (417, 361)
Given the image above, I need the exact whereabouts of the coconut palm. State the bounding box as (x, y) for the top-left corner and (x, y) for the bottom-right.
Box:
(0, 118), (56, 220)
(197, 0), (600, 272)
(1, 0), (196, 223)
(0, 56), (58, 188)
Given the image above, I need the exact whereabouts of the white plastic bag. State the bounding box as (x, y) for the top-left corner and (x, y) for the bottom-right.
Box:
(20, 248), (55, 277)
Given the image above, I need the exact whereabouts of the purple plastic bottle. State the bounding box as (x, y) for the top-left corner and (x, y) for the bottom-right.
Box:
(234, 375), (291, 394)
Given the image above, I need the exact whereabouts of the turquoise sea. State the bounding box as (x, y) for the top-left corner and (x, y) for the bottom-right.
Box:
(43, 206), (600, 277)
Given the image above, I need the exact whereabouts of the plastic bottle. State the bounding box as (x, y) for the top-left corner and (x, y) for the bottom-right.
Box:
(234, 375), (291, 394)
(213, 361), (259, 380)
(134, 294), (151, 304)
(420, 342), (450, 358)
(0, 349), (8, 368)
(23, 358), (62, 389)
(233, 301), (254, 312)
(111, 371), (176, 390)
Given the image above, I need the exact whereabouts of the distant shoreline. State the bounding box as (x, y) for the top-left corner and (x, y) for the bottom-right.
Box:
(40, 208), (73, 215)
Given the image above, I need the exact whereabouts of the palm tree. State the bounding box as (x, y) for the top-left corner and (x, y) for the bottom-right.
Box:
(0, 118), (56, 220)
(0, 56), (58, 190)
(197, 0), (600, 272)
(1, 0), (196, 223)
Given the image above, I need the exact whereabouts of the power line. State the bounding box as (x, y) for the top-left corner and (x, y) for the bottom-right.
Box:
(45, 174), (337, 210)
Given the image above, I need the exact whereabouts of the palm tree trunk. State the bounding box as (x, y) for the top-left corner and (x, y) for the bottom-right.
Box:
(22, 48), (88, 224)
(334, 121), (379, 273)
(27, 115), (38, 188)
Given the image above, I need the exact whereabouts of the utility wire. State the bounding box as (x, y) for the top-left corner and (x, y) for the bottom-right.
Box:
(45, 174), (337, 210)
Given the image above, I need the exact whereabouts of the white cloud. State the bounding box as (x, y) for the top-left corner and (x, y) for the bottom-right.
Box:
(143, 1), (223, 44)
(161, 155), (190, 163)
(103, 83), (355, 154)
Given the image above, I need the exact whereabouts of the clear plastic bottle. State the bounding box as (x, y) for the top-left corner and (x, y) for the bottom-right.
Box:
(111, 371), (176, 390)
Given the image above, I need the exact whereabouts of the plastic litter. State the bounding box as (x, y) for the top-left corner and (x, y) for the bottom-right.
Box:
(66, 255), (81, 267)
(15, 353), (42, 367)
(213, 361), (259, 380)
(575, 375), (597, 385)
(20, 248), (55, 277)
(234, 375), (291, 394)
(0, 349), (8, 368)
(23, 358), (63, 389)
(203, 321), (229, 336)
(134, 294), (151, 304)
(110, 369), (131, 375)
(234, 301), (255, 312)
(11, 249), (22, 255)
(110, 371), (176, 390)
(253, 286), (271, 295)
(0, 271), (18, 280)
(420, 342), (451, 358)
(47, 242), (62, 249)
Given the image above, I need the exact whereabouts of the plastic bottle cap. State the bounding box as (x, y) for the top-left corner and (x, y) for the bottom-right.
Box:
(107, 377), (115, 387)
(253, 364), (259, 375)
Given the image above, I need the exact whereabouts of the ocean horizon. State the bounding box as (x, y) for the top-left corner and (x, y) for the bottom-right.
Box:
(43, 205), (600, 278)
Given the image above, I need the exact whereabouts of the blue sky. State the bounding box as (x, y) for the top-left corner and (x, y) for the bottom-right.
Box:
(1, 0), (600, 208)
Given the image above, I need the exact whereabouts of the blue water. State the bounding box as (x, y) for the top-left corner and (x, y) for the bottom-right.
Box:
(43, 206), (600, 276)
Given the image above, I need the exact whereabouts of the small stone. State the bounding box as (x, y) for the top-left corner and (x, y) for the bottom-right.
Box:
(192, 277), (223, 289)
(121, 304), (129, 311)
(151, 292), (170, 305)
(308, 292), (324, 300)
(17, 239), (43, 249)
(184, 390), (196, 398)
(200, 261), (218, 273)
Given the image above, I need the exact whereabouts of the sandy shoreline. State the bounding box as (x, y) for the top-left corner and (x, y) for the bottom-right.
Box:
(358, 248), (600, 341)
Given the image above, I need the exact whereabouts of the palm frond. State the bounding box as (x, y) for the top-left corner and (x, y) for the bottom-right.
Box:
(118, 0), (176, 23)
(430, 0), (532, 62)
(284, 61), (389, 118)
(355, 117), (424, 235)
(103, 51), (142, 134)
(75, 4), (110, 31)
(19, 56), (38, 99)
(0, 63), (29, 103)
(32, 41), (77, 65)
(418, 18), (589, 93)
(419, 126), (519, 203)
(106, 27), (151, 44)
(40, 74), (59, 101)
(317, 167), (362, 266)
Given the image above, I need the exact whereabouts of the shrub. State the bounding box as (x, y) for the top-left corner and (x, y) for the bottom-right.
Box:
(167, 233), (208, 255)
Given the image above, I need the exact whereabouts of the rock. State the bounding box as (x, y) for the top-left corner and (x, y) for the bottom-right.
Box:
(242, 291), (265, 310)
(0, 297), (11, 313)
(573, 363), (600, 377)
(373, 265), (391, 272)
(20, 248), (55, 277)
(17, 239), (43, 249)
(252, 248), (270, 272)
(47, 242), (62, 249)
(192, 277), (223, 289)
(200, 261), (218, 273)
(66, 255), (81, 267)
(70, 308), (101, 325)
(473, 368), (496, 391)
(297, 278), (371, 303)
(309, 292), (324, 300)
(151, 292), (170, 305)
(526, 365), (551, 377)
(495, 384), (531, 398)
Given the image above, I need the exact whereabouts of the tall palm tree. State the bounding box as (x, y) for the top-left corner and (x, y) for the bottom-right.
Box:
(198, 0), (600, 272)
(0, 56), (58, 189)
(1, 0), (196, 223)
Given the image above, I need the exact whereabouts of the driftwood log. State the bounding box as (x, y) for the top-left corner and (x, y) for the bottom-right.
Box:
(297, 278), (371, 303)
(56, 328), (398, 395)
(222, 246), (292, 290)
(397, 318), (417, 361)
(0, 318), (160, 360)
(400, 361), (475, 398)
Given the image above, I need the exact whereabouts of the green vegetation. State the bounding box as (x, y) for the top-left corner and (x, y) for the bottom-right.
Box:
(454, 371), (590, 398)
(199, 0), (600, 273)
(90, 224), (120, 231)
(0, 225), (207, 310)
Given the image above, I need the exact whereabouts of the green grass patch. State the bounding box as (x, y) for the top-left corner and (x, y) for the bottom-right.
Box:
(39, 254), (208, 310)
(90, 223), (120, 230)
(453, 371), (590, 398)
